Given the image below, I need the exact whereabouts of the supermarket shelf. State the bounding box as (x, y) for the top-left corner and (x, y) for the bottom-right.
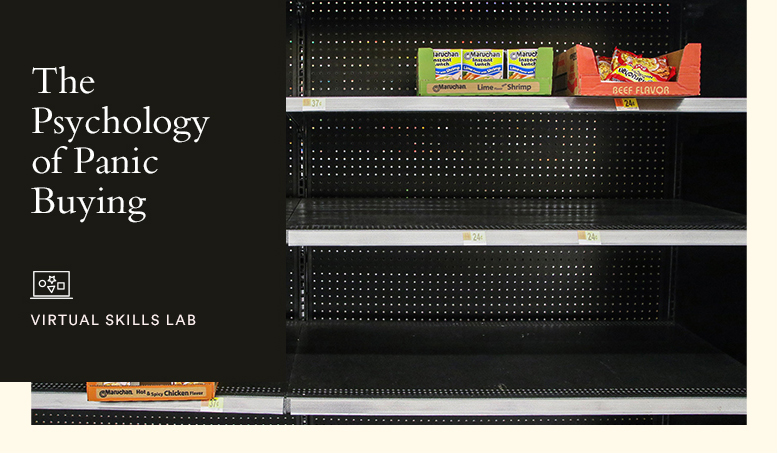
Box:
(289, 397), (744, 416)
(286, 321), (746, 416)
(285, 198), (746, 246)
(287, 229), (744, 246)
(286, 97), (746, 113)
(31, 392), (286, 415)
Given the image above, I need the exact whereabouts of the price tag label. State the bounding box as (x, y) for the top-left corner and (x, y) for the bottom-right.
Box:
(302, 98), (326, 111)
(578, 230), (602, 245)
(463, 231), (487, 245)
(200, 397), (224, 412)
(614, 98), (639, 111)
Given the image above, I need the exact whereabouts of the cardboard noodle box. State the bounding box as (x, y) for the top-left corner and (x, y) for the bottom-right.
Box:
(553, 43), (701, 96)
(86, 382), (217, 402)
(418, 47), (553, 96)
(433, 49), (463, 80)
(462, 49), (504, 79)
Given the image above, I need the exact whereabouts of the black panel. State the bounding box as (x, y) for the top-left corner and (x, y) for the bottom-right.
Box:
(307, 113), (675, 198)
(675, 247), (747, 365)
(309, 246), (671, 322)
(288, 116), (300, 197)
(678, 114), (746, 215)
(668, 415), (747, 425)
(287, 245), (298, 320)
(287, 0), (300, 97)
(304, 0), (681, 96)
(310, 415), (661, 425)
(683, 0), (746, 97)
(32, 409), (297, 425)
(32, 382), (85, 393)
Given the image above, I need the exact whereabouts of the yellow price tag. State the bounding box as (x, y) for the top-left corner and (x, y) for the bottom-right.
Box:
(615, 98), (639, 111)
(302, 98), (326, 111)
(578, 230), (602, 245)
(200, 397), (224, 412)
(463, 231), (487, 245)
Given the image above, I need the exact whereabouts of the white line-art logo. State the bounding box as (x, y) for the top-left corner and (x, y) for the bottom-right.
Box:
(31, 271), (72, 299)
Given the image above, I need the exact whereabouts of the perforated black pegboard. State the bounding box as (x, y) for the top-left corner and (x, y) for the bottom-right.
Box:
(309, 415), (660, 424)
(288, 246), (297, 319)
(32, 409), (297, 425)
(32, 382), (85, 392)
(309, 247), (670, 321)
(287, 0), (300, 97)
(287, 116), (299, 197)
(307, 112), (674, 198)
(301, 0), (681, 96)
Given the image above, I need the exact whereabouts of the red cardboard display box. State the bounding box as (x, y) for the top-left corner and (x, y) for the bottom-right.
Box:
(86, 382), (217, 402)
(553, 44), (701, 96)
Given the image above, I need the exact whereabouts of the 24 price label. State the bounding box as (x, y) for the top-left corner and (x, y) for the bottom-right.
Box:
(578, 230), (602, 245)
(615, 98), (639, 111)
(463, 231), (487, 245)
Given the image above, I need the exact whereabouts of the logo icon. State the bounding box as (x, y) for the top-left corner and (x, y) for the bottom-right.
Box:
(31, 271), (72, 299)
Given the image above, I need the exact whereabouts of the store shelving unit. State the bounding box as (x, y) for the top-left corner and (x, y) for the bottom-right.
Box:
(286, 198), (745, 246)
(286, 96), (746, 113)
(280, 0), (747, 424)
(32, 0), (746, 425)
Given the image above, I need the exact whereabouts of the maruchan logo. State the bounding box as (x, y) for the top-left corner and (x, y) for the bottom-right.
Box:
(99, 389), (134, 398)
(432, 84), (466, 92)
(468, 50), (499, 58)
(614, 66), (648, 82)
(511, 50), (537, 60)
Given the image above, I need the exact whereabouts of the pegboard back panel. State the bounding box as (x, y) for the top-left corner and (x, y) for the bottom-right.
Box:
(308, 112), (673, 198)
(288, 116), (299, 197)
(309, 246), (671, 321)
(310, 415), (660, 424)
(287, 0), (300, 96)
(303, 0), (681, 96)
(32, 410), (297, 425)
(288, 247), (297, 319)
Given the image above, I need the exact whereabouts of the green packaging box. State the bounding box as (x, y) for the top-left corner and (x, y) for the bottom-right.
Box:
(417, 47), (553, 96)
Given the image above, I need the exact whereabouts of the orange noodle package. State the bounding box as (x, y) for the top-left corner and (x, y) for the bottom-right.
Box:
(597, 56), (612, 81)
(606, 47), (676, 82)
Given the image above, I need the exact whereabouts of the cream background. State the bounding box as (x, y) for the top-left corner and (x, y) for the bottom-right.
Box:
(5, 1), (776, 451)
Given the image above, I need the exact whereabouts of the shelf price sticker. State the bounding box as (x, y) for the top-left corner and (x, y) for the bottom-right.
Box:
(578, 230), (602, 245)
(614, 98), (639, 111)
(200, 397), (224, 412)
(463, 231), (487, 245)
(302, 98), (326, 111)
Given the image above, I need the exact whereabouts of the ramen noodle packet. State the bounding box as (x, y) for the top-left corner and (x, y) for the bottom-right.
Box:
(597, 56), (613, 81)
(606, 47), (676, 82)
(462, 49), (504, 79)
(507, 49), (538, 79)
(433, 49), (463, 80)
